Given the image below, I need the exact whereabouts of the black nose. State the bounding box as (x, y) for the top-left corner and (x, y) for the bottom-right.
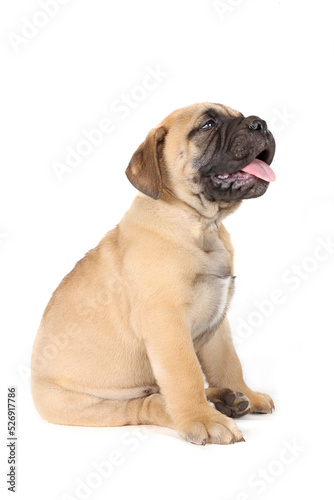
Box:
(249, 118), (267, 134)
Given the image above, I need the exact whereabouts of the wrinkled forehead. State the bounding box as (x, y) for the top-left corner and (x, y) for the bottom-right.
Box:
(159, 102), (243, 134)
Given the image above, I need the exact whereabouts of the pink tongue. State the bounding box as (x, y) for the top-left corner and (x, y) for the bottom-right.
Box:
(241, 159), (276, 182)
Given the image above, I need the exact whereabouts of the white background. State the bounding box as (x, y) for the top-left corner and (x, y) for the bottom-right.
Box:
(1, 0), (333, 499)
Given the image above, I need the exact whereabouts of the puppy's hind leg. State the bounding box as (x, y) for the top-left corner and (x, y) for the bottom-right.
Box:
(32, 381), (174, 428)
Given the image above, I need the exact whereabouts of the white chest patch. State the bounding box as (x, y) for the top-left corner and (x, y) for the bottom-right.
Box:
(188, 273), (232, 340)
(206, 275), (232, 330)
(186, 221), (234, 341)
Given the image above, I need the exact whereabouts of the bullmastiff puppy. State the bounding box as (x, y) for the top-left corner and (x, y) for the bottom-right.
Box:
(31, 102), (276, 445)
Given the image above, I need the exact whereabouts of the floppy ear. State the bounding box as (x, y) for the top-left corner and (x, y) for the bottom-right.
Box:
(126, 126), (167, 200)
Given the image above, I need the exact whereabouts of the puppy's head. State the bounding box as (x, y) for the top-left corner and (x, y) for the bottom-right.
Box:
(126, 102), (276, 208)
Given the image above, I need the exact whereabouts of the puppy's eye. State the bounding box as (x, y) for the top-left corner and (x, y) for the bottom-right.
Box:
(201, 119), (216, 130)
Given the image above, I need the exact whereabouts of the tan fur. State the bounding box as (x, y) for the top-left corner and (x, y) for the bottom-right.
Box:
(31, 102), (274, 445)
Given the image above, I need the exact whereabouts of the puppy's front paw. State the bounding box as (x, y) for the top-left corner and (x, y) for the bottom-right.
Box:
(206, 388), (251, 418)
(176, 406), (245, 445)
(248, 391), (275, 414)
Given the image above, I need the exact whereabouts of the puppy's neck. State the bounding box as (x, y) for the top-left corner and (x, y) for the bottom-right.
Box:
(125, 192), (239, 248)
(160, 186), (241, 224)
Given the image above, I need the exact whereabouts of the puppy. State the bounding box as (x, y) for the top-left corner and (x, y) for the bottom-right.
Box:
(31, 102), (276, 445)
